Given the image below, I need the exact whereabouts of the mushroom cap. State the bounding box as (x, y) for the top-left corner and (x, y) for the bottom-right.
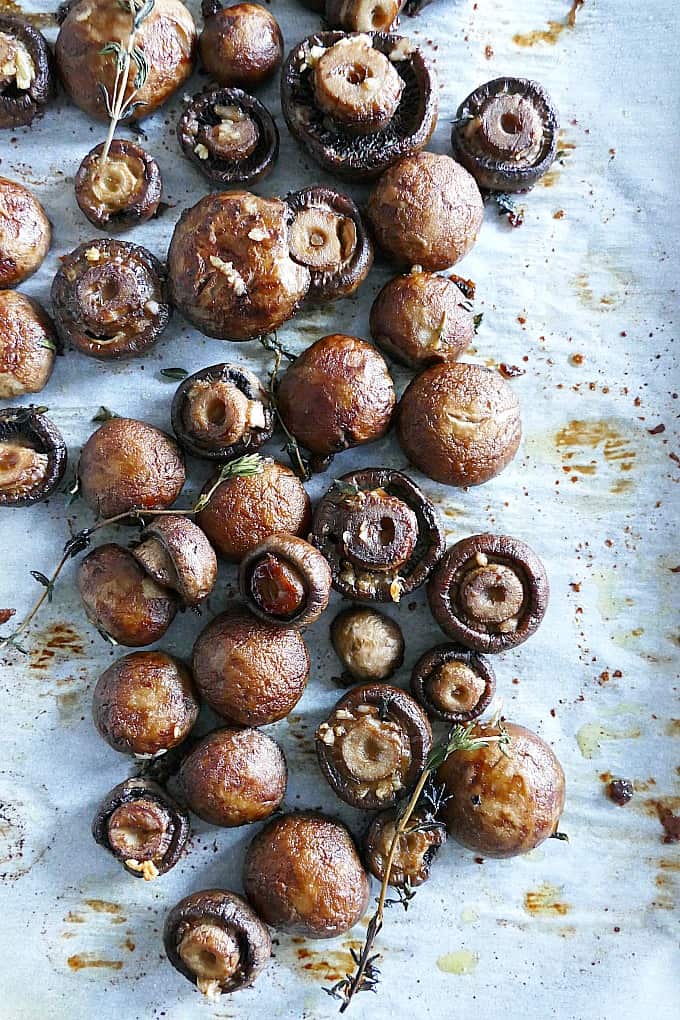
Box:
(199, 1), (283, 88)
(410, 643), (496, 723)
(0, 291), (58, 398)
(133, 515), (217, 606)
(239, 532), (332, 628)
(0, 406), (67, 507)
(0, 14), (54, 129)
(0, 176), (50, 288)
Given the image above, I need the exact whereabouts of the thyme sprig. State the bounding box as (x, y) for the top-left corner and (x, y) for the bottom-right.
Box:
(258, 333), (311, 481)
(98, 0), (155, 166)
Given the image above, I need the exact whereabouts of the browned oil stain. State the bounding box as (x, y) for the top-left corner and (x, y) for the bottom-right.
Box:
(513, 2), (585, 47)
(658, 858), (680, 871)
(64, 912), (85, 924)
(555, 420), (636, 479)
(644, 799), (680, 844)
(67, 954), (123, 972)
(523, 883), (570, 916)
(294, 940), (364, 983)
(83, 898), (123, 916)
(610, 478), (635, 495)
(666, 719), (680, 737)
(30, 623), (85, 671)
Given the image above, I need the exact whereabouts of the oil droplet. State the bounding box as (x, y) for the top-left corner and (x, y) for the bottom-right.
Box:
(460, 906), (478, 924)
(576, 720), (642, 759)
(436, 949), (478, 975)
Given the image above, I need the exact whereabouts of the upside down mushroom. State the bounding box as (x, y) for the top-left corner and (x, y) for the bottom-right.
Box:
(0, 406), (67, 507)
(0, 14), (54, 129)
(74, 140), (162, 232)
(239, 534), (332, 628)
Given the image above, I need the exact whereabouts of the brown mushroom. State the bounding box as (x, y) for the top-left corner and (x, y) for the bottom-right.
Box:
(55, 0), (196, 122)
(0, 406), (67, 507)
(243, 811), (370, 938)
(164, 889), (272, 997)
(0, 14), (54, 129)
(192, 606), (310, 725)
(410, 643), (495, 723)
(199, 1), (283, 88)
(197, 457), (311, 562)
(74, 140), (162, 232)
(331, 606), (404, 683)
(78, 417), (185, 518)
(93, 650), (199, 757)
(363, 805), (445, 887)
(427, 533), (549, 653)
(0, 176), (50, 289)
(396, 361), (521, 486)
(437, 721), (566, 857)
(50, 239), (170, 360)
(0, 291), (58, 398)
(325, 0), (405, 32)
(367, 152), (483, 270)
(132, 516), (217, 606)
(316, 683), (432, 809)
(180, 726), (287, 827)
(239, 533), (332, 628)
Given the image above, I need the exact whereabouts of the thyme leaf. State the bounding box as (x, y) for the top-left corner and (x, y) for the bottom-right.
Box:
(473, 312), (484, 333)
(160, 367), (188, 381)
(92, 406), (120, 423)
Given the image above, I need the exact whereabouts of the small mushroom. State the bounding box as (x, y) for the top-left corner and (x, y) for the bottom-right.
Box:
(178, 88), (278, 186)
(331, 606), (404, 683)
(0, 406), (67, 507)
(93, 650), (199, 757)
(74, 140), (162, 232)
(132, 516), (217, 607)
(0, 176), (50, 289)
(199, 1), (283, 88)
(427, 533), (549, 653)
(243, 811), (370, 938)
(93, 777), (190, 880)
(180, 726), (287, 827)
(192, 606), (311, 725)
(285, 186), (373, 300)
(437, 721), (566, 857)
(315, 683), (432, 810)
(451, 77), (559, 192)
(313, 468), (445, 602)
(170, 363), (273, 462)
(51, 239), (170, 360)
(396, 361), (521, 486)
(363, 805), (445, 887)
(239, 533), (332, 628)
(370, 268), (475, 368)
(410, 643), (495, 722)
(0, 14), (54, 129)
(78, 417), (185, 519)
(197, 457), (311, 562)
(0, 291), (59, 399)
(281, 31), (438, 180)
(367, 152), (483, 270)
(77, 543), (179, 646)
(325, 0), (405, 32)
(164, 889), (272, 998)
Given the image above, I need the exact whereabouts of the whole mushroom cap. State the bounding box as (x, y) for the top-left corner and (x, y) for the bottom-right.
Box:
(0, 291), (57, 398)
(133, 515), (217, 606)
(0, 176), (50, 288)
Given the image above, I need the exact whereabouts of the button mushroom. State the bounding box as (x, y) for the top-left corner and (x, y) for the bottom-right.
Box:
(0, 406), (67, 507)
(199, 1), (283, 88)
(0, 176), (50, 289)
(427, 533), (549, 653)
(0, 14), (54, 129)
(410, 643), (495, 723)
(0, 291), (59, 399)
(74, 140), (162, 232)
(239, 533), (332, 628)
(331, 606), (404, 683)
(243, 811), (370, 938)
(363, 805), (445, 887)
(132, 516), (217, 607)
(325, 0), (405, 32)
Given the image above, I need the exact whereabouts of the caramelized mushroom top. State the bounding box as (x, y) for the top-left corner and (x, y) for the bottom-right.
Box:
(331, 606), (404, 683)
(0, 291), (58, 399)
(0, 406), (67, 507)
(0, 176), (50, 289)
(0, 14), (54, 129)
(199, 1), (283, 88)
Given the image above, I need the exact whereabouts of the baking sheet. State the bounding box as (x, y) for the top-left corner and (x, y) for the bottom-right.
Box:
(0, 0), (678, 1017)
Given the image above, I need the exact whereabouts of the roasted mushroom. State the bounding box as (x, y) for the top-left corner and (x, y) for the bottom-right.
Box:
(171, 363), (273, 462)
(192, 606), (310, 725)
(132, 516), (217, 606)
(427, 533), (549, 653)
(168, 191), (310, 341)
(0, 291), (58, 398)
(0, 176), (50, 289)
(93, 777), (190, 880)
(78, 417), (185, 518)
(51, 239), (170, 360)
(77, 543), (179, 646)
(410, 643), (495, 723)
(74, 140), (162, 232)
(199, 1), (283, 88)
(285, 186), (373, 300)
(239, 534), (332, 628)
(370, 268), (475, 368)
(243, 812), (370, 938)
(437, 721), (566, 857)
(180, 726), (287, 827)
(451, 77), (559, 192)
(178, 87), (278, 186)
(93, 650), (199, 757)
(164, 889), (271, 998)
(281, 31), (438, 180)
(325, 0), (405, 32)
(197, 457), (311, 562)
(0, 406), (67, 507)
(363, 805), (445, 886)
(316, 683), (432, 809)
(313, 468), (445, 602)
(55, 0), (196, 122)
(396, 361), (521, 486)
(331, 606), (404, 683)
(367, 152), (484, 270)
(277, 335), (395, 471)
(0, 14), (54, 129)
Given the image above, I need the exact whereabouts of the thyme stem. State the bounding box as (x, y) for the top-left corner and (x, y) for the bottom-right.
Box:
(98, 0), (153, 166)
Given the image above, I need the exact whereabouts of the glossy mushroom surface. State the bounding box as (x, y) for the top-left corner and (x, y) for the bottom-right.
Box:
(437, 721), (566, 857)
(367, 152), (483, 270)
(325, 0), (405, 32)
(0, 15), (54, 129)
(171, 363), (273, 461)
(281, 31), (438, 180)
(396, 361), (521, 486)
(316, 683), (432, 809)
(427, 533), (549, 653)
(240, 533), (332, 628)
(51, 239), (170, 360)
(92, 777), (190, 880)
(0, 176), (50, 289)
(132, 515), (217, 606)
(363, 805), (445, 887)
(243, 811), (370, 938)
(0, 406), (67, 507)
(331, 606), (404, 683)
(164, 889), (272, 997)
(451, 77), (558, 192)
(192, 606), (310, 725)
(74, 140), (162, 232)
(313, 468), (445, 602)
(0, 291), (58, 398)
(180, 726), (287, 827)
(199, 1), (283, 88)
(410, 643), (495, 722)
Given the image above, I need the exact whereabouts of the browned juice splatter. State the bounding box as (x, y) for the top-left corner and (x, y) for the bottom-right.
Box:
(68, 954), (123, 971)
(524, 883), (570, 916)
